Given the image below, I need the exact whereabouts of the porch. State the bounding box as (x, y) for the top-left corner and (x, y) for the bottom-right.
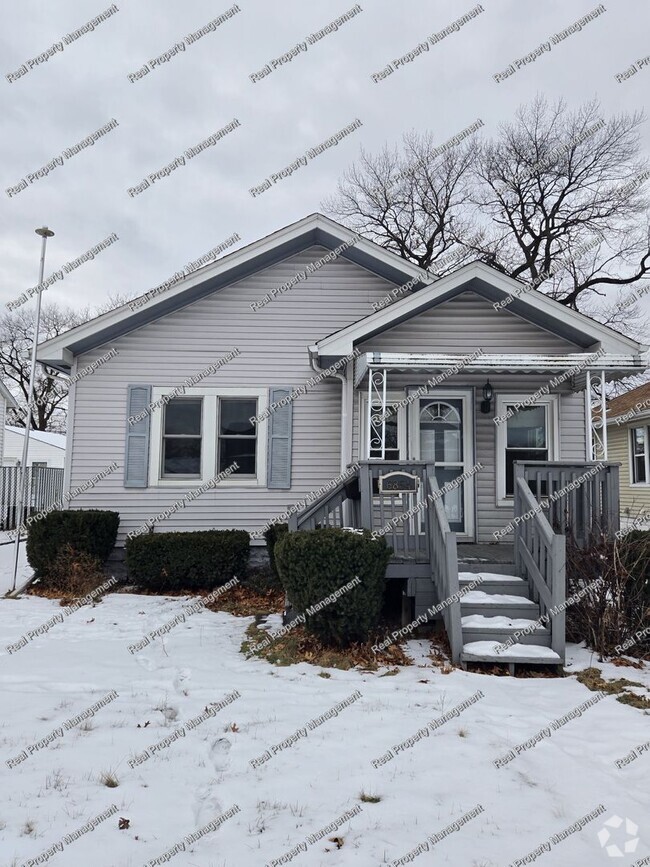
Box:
(288, 460), (620, 669)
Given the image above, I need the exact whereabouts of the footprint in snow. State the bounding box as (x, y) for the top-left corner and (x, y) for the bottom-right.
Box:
(191, 738), (231, 826)
(134, 654), (157, 672)
(209, 737), (232, 772)
(192, 784), (224, 827)
(173, 667), (191, 696)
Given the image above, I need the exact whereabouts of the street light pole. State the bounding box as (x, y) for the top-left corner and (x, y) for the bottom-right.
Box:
(10, 226), (55, 594)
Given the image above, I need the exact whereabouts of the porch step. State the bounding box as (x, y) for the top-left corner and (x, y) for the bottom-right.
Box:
(461, 641), (561, 665)
(460, 590), (540, 620)
(461, 615), (551, 647)
(459, 571), (529, 596)
(458, 562), (518, 576)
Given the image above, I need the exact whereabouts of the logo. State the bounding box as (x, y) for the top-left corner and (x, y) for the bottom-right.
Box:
(597, 815), (640, 858)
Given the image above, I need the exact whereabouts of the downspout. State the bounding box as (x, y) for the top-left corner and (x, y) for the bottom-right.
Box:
(309, 345), (351, 474)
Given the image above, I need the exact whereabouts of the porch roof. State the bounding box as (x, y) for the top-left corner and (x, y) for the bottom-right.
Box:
(354, 351), (645, 388)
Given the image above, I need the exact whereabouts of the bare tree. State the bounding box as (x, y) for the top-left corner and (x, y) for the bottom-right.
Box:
(326, 97), (650, 313)
(325, 131), (480, 274)
(1, 294), (134, 432)
(472, 96), (650, 309)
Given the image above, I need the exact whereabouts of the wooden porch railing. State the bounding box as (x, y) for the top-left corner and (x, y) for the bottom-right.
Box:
(358, 461), (430, 559)
(288, 470), (360, 532)
(518, 461), (620, 545)
(426, 472), (462, 663)
(512, 461), (619, 661)
(513, 469), (566, 659)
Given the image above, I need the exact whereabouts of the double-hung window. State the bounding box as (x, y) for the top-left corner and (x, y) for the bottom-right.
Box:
(151, 388), (266, 485)
(495, 394), (558, 504)
(630, 426), (650, 484)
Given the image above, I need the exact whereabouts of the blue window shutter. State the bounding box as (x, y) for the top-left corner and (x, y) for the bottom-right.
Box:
(267, 387), (293, 489)
(125, 385), (152, 488)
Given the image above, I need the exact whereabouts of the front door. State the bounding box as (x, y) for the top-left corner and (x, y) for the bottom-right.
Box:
(410, 390), (475, 538)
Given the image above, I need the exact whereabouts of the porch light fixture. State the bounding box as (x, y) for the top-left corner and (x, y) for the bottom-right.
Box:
(481, 379), (493, 414)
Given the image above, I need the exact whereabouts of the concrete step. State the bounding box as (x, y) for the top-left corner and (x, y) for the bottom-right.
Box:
(459, 571), (529, 597)
(460, 590), (539, 620)
(461, 614), (550, 647)
(461, 640), (561, 666)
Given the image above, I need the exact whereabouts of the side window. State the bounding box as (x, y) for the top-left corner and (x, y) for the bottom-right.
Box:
(631, 427), (649, 483)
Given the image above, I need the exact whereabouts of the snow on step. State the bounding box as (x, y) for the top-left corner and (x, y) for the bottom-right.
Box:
(461, 615), (546, 630)
(459, 571), (526, 584)
(461, 591), (537, 606)
(462, 641), (561, 662)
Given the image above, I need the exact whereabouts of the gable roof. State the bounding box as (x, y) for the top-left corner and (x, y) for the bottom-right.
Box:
(37, 213), (428, 373)
(37, 213), (647, 372)
(313, 260), (648, 359)
(599, 381), (650, 425)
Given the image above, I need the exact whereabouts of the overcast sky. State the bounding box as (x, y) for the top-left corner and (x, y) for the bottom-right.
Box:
(1, 0), (650, 328)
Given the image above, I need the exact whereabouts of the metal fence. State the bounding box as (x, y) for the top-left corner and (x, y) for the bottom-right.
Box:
(0, 466), (65, 531)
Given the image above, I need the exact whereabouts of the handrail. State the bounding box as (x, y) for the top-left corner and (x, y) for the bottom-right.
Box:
(515, 477), (555, 547)
(426, 470), (462, 664)
(513, 469), (566, 660)
(288, 467), (360, 532)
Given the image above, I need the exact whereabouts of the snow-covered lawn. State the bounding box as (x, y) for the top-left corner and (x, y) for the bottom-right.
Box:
(0, 587), (649, 867)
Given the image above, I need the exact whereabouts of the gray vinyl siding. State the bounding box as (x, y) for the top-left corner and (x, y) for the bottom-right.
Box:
(68, 246), (394, 544)
(361, 291), (580, 354)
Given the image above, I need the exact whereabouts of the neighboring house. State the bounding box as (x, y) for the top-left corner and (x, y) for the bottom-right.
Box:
(0, 381), (18, 465)
(595, 381), (650, 527)
(36, 213), (649, 667)
(3, 426), (66, 468)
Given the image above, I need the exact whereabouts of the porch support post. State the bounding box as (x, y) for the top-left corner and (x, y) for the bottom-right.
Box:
(585, 370), (593, 461)
(600, 369), (608, 460)
(368, 367), (387, 459)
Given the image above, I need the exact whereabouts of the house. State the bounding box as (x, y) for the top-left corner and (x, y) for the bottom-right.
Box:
(36, 213), (649, 668)
(0, 425), (66, 531)
(595, 381), (650, 530)
(0, 381), (18, 465)
(3, 426), (66, 468)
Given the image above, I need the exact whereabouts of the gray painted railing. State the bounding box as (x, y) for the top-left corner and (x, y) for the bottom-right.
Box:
(358, 461), (431, 559)
(426, 470), (462, 663)
(512, 460), (620, 662)
(513, 469), (566, 660)
(518, 461), (620, 545)
(288, 471), (359, 532)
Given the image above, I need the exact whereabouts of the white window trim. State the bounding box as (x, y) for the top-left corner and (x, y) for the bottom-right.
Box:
(148, 386), (268, 488)
(358, 391), (408, 460)
(629, 425), (650, 486)
(495, 393), (559, 507)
